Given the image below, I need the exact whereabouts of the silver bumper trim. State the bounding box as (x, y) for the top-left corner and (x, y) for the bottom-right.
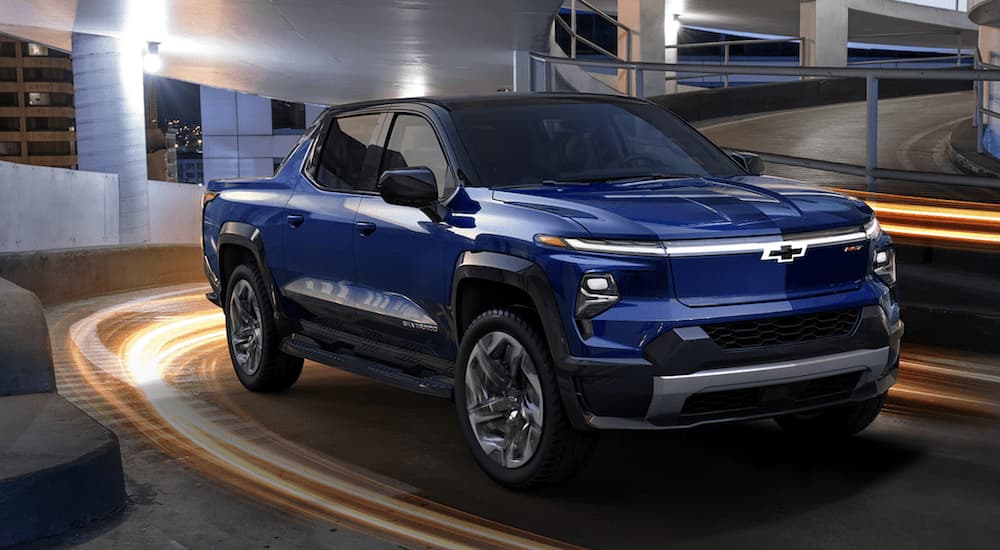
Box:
(586, 347), (891, 430)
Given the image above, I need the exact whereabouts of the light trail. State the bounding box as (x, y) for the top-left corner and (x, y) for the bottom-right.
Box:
(53, 285), (1000, 548)
(65, 287), (578, 550)
(832, 189), (1000, 248)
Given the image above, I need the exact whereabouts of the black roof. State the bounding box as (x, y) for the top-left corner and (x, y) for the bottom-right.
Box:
(327, 92), (651, 114)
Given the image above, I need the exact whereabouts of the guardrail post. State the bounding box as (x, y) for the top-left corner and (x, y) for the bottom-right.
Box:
(957, 32), (962, 67)
(865, 76), (879, 192)
(723, 43), (730, 88)
(570, 0), (577, 59)
(635, 67), (644, 97)
(529, 56), (537, 92)
(978, 78), (986, 154)
(798, 39), (805, 81)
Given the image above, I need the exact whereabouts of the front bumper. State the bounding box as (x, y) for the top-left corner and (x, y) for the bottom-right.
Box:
(559, 305), (903, 430)
(585, 347), (897, 429)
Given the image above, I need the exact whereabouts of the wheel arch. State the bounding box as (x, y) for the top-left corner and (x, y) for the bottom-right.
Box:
(217, 221), (292, 335)
(451, 251), (569, 366)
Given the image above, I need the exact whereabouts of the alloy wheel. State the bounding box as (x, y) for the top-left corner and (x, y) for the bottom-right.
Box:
(228, 279), (264, 376)
(465, 331), (545, 469)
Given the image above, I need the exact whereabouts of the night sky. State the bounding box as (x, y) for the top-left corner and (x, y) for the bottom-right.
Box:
(152, 76), (201, 127)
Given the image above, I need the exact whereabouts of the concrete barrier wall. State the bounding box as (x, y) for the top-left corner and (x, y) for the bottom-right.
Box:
(0, 160), (119, 253)
(0, 244), (204, 307)
(0, 278), (55, 396)
(149, 180), (204, 245)
(0, 162), (203, 253)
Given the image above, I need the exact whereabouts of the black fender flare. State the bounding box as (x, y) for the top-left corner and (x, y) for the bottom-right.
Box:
(450, 251), (591, 429)
(217, 221), (292, 336)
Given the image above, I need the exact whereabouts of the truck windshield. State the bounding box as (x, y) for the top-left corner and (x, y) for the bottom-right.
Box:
(450, 100), (743, 188)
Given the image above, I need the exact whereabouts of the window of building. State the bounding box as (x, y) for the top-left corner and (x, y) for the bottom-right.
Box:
(382, 114), (452, 197)
(27, 141), (72, 155)
(272, 100), (306, 132)
(0, 117), (19, 131)
(25, 43), (48, 56)
(314, 114), (381, 192)
(0, 92), (17, 107)
(26, 117), (74, 131)
(20, 43), (68, 58)
(0, 67), (16, 82)
(0, 42), (16, 57)
(0, 142), (22, 156)
(25, 92), (73, 107)
(22, 68), (72, 83)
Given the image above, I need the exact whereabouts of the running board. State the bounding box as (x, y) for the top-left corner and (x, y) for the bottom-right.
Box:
(280, 336), (454, 399)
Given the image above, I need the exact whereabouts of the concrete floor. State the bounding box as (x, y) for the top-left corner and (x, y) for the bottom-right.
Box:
(42, 286), (1000, 549)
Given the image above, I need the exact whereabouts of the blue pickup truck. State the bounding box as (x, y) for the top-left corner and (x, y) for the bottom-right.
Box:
(202, 94), (902, 489)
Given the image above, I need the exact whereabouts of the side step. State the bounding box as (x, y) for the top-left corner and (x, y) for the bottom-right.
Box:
(280, 336), (454, 399)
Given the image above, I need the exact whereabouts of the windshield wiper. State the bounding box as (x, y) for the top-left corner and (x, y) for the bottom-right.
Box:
(605, 173), (701, 183)
(501, 173), (703, 189)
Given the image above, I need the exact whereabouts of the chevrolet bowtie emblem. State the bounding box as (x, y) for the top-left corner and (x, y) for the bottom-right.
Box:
(761, 242), (807, 263)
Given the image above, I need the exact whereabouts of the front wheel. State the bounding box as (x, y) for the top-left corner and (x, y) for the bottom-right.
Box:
(225, 263), (303, 392)
(455, 309), (595, 490)
(775, 393), (886, 437)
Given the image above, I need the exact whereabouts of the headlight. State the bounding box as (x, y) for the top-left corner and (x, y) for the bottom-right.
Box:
(864, 217), (882, 240)
(873, 247), (896, 286)
(535, 235), (666, 257)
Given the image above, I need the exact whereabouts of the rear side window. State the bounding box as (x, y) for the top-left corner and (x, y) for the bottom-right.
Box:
(382, 114), (454, 198)
(315, 114), (381, 192)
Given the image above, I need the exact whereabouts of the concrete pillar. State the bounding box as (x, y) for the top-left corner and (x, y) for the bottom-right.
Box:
(617, 0), (667, 97)
(800, 0), (848, 67)
(512, 50), (530, 92)
(71, 33), (150, 244)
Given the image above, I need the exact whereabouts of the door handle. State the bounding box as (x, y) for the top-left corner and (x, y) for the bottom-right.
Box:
(286, 214), (305, 228)
(356, 221), (377, 236)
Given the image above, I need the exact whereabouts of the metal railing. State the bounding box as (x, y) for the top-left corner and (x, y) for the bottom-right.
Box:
(665, 37), (804, 88)
(555, 0), (632, 63)
(848, 54), (972, 68)
(529, 52), (1000, 192)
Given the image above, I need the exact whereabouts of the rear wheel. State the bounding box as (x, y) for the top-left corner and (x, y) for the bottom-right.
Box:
(455, 308), (596, 490)
(775, 393), (886, 437)
(225, 263), (303, 392)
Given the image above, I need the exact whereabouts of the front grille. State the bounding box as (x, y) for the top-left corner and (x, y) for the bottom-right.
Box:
(680, 371), (862, 418)
(703, 309), (860, 350)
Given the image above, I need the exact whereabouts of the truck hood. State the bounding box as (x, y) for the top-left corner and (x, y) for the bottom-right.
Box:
(491, 176), (872, 240)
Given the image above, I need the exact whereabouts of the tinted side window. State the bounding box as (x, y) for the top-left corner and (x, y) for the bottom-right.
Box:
(315, 114), (381, 192)
(382, 114), (452, 197)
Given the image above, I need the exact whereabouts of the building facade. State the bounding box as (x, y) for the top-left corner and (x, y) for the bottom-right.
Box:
(0, 34), (77, 168)
(200, 85), (324, 183)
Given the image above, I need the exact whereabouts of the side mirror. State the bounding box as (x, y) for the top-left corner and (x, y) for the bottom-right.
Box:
(377, 167), (439, 208)
(729, 151), (765, 176)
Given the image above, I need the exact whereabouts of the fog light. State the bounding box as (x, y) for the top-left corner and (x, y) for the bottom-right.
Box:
(577, 274), (619, 319)
(585, 277), (610, 292)
(873, 247), (896, 286)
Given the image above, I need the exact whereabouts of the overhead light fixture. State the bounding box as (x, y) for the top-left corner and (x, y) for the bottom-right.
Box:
(144, 42), (161, 74)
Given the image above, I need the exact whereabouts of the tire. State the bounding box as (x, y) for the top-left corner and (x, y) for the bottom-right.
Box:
(775, 393), (886, 437)
(224, 263), (303, 392)
(455, 308), (596, 490)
